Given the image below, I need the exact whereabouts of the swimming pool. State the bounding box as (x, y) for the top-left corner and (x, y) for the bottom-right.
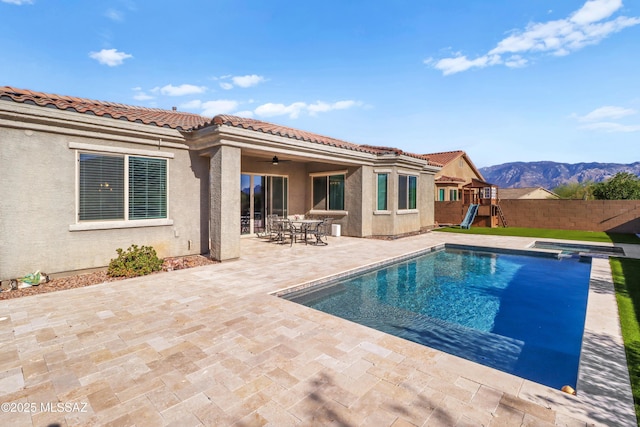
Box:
(531, 241), (625, 256)
(281, 247), (592, 390)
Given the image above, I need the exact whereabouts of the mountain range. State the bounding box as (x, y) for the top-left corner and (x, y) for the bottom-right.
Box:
(479, 161), (640, 190)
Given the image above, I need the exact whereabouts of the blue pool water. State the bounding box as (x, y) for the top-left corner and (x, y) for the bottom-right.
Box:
(284, 248), (592, 389)
(532, 240), (624, 256)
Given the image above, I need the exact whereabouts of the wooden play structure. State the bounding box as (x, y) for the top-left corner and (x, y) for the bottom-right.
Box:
(460, 179), (507, 228)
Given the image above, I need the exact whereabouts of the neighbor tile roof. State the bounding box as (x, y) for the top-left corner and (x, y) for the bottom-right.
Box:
(499, 187), (559, 199)
(0, 86), (210, 130)
(435, 175), (465, 183)
(0, 86), (441, 165)
(423, 150), (465, 166)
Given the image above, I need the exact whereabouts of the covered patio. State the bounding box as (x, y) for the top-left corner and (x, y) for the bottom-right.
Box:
(191, 115), (441, 261)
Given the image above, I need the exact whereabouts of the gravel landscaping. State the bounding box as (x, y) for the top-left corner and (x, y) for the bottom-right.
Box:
(0, 255), (216, 300)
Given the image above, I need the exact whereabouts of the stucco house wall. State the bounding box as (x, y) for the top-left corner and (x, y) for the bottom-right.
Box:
(425, 151), (485, 202)
(0, 102), (207, 279)
(1, 86), (442, 281)
(419, 173), (436, 228)
(439, 156), (480, 183)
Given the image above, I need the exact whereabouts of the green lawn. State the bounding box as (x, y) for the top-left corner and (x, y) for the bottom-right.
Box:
(435, 225), (640, 424)
(612, 257), (640, 426)
(434, 226), (640, 244)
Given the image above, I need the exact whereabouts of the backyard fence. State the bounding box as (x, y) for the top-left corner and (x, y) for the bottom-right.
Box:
(435, 200), (640, 234)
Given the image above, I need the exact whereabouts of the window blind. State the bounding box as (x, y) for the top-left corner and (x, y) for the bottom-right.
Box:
(79, 154), (125, 220)
(129, 156), (167, 219)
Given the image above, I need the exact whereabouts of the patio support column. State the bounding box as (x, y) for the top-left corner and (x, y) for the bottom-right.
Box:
(209, 145), (241, 261)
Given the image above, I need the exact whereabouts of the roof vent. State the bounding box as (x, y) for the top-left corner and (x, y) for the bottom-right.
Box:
(172, 106), (177, 111)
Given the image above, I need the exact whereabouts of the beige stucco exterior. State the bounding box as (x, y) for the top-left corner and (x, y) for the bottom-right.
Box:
(429, 152), (484, 202)
(0, 101), (208, 280)
(1, 98), (440, 281)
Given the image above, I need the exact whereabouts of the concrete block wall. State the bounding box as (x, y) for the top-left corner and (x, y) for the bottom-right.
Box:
(435, 200), (640, 233)
(435, 201), (465, 226)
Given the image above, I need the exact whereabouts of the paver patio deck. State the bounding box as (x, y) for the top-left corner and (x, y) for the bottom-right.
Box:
(0, 232), (635, 426)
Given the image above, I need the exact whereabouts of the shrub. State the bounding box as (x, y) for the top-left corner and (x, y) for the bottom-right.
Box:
(107, 244), (163, 278)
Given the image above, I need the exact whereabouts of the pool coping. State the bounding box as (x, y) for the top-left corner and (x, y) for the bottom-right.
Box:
(272, 243), (637, 426)
(274, 243), (565, 300)
(528, 240), (626, 256)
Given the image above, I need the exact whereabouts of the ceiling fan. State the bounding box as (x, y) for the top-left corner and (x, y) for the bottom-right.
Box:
(259, 156), (291, 165)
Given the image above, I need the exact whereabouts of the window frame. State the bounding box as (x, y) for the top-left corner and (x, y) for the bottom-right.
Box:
(69, 143), (173, 231)
(374, 171), (390, 214)
(397, 173), (418, 212)
(309, 170), (348, 215)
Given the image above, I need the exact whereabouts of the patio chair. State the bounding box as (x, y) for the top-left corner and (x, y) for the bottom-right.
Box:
(257, 214), (278, 240)
(273, 218), (296, 246)
(241, 215), (250, 234)
(289, 220), (306, 244)
(307, 217), (332, 246)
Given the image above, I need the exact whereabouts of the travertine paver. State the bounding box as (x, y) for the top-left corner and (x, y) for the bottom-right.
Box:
(0, 232), (635, 426)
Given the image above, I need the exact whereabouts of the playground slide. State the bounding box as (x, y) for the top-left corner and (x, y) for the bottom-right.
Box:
(460, 204), (479, 229)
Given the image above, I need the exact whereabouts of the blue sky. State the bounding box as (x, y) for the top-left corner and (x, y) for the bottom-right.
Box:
(2, 0), (639, 168)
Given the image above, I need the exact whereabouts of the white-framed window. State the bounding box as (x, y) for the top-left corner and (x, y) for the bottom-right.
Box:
(310, 171), (346, 211)
(78, 152), (167, 221)
(68, 142), (173, 231)
(449, 188), (458, 201)
(398, 174), (417, 210)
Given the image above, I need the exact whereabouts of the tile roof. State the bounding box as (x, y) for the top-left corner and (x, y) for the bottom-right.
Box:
(0, 86), (441, 166)
(422, 150), (465, 166)
(499, 187), (560, 199)
(211, 115), (442, 164)
(211, 114), (373, 153)
(0, 86), (210, 130)
(435, 175), (465, 183)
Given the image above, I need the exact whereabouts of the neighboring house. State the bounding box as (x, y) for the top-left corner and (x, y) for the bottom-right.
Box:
(499, 187), (560, 200)
(423, 150), (485, 202)
(0, 86), (441, 280)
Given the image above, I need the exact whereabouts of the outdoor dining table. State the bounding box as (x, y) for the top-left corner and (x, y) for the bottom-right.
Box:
(290, 219), (324, 244)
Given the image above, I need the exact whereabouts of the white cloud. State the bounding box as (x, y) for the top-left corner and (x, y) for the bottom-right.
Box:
(232, 74), (265, 88)
(1, 0), (33, 4)
(573, 105), (640, 133)
(105, 9), (124, 22)
(255, 100), (362, 119)
(576, 105), (637, 121)
(255, 102), (307, 119)
(580, 121), (640, 132)
(89, 48), (133, 66)
(132, 87), (154, 101)
(570, 0), (621, 25)
(307, 100), (362, 115)
(200, 100), (239, 117)
(156, 84), (207, 96)
(504, 55), (528, 68)
(233, 110), (255, 118)
(433, 54), (501, 75)
(217, 74), (266, 90)
(431, 0), (640, 75)
(176, 95), (361, 119)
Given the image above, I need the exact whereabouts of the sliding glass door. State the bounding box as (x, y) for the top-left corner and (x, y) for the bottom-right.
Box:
(241, 174), (287, 235)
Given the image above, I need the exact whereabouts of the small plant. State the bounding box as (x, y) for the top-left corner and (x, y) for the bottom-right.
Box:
(107, 244), (163, 278)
